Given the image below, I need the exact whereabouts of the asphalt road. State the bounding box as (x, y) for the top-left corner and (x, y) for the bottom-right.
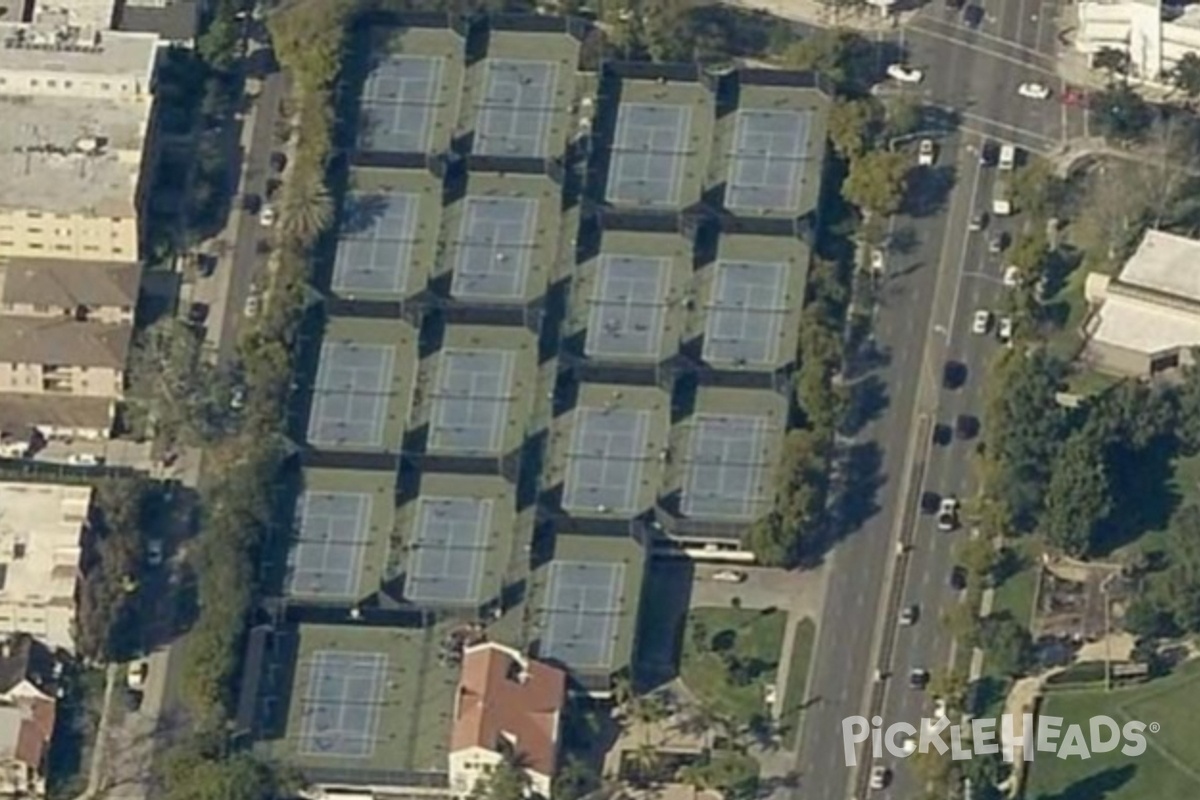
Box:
(794, 2), (1078, 798)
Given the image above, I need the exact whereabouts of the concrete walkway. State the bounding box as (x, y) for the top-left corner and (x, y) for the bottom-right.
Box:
(724, 0), (920, 32)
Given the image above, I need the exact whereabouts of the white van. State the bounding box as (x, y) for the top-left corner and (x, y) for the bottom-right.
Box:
(998, 144), (1017, 171)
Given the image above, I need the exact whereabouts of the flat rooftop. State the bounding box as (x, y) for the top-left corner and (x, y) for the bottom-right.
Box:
(693, 233), (808, 371)
(32, 0), (117, 30)
(1118, 229), (1200, 301)
(303, 316), (418, 454)
(284, 468), (397, 605)
(603, 78), (714, 211)
(263, 622), (459, 783)
(527, 532), (646, 675)
(665, 387), (787, 523)
(455, 30), (581, 159)
(545, 383), (670, 518)
(0, 94), (149, 217)
(0, 394), (113, 436)
(409, 325), (541, 458)
(393, 472), (528, 609)
(357, 26), (465, 155)
(438, 173), (564, 305)
(0, 481), (90, 608)
(0, 23), (158, 80)
(709, 83), (829, 219)
(330, 168), (445, 301)
(566, 229), (694, 364)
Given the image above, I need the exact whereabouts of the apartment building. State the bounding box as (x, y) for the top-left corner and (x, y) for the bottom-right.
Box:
(1076, 0), (1200, 84)
(0, 19), (159, 263)
(0, 483), (91, 654)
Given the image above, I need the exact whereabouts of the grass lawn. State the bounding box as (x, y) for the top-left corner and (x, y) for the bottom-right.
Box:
(1024, 661), (1200, 800)
(779, 618), (816, 749)
(680, 607), (786, 724)
(991, 541), (1041, 628)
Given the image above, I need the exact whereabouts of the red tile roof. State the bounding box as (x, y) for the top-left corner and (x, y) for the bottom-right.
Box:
(451, 643), (566, 778)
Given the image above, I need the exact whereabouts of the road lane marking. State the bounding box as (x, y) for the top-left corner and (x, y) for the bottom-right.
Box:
(907, 24), (1057, 73)
(909, 16), (1057, 64)
(943, 155), (987, 349)
(955, 109), (1059, 144)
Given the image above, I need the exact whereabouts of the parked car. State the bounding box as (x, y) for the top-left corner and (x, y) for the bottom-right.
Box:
(146, 539), (165, 567)
(887, 63), (924, 84)
(187, 302), (209, 325)
(943, 360), (968, 389)
(230, 385), (248, 411)
(933, 424), (954, 446)
(972, 309), (992, 335)
(712, 569), (747, 584)
(949, 565), (968, 590)
(1061, 86), (1088, 107)
(259, 205), (277, 227)
(269, 151), (288, 173)
(909, 668), (930, 690)
(979, 140), (998, 166)
(1003, 264), (1021, 287)
(242, 193), (262, 214)
(937, 497), (960, 531)
(963, 4), (984, 27)
(196, 253), (218, 278)
(998, 316), (1015, 344)
(870, 248), (886, 273)
(918, 138), (936, 166)
(989, 232), (1010, 253)
(969, 211), (987, 231)
(870, 765), (890, 790)
(899, 604), (919, 626)
(127, 658), (150, 690)
(244, 294), (261, 318)
(66, 453), (103, 466)
(955, 414), (980, 440)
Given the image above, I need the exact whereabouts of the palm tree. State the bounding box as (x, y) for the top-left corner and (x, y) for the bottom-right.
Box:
(282, 175), (334, 244)
(625, 742), (662, 788)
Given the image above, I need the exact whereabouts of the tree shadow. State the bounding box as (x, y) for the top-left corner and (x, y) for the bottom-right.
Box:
(1034, 765), (1137, 800)
(967, 674), (1007, 717)
(903, 164), (958, 217)
(886, 225), (921, 256)
(1093, 436), (1180, 556)
(802, 441), (886, 566)
(840, 375), (891, 437)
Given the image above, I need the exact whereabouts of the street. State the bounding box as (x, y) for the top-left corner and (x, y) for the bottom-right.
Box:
(792, 0), (1078, 797)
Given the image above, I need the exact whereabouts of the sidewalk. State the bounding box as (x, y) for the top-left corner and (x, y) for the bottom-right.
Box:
(725, 0), (920, 32)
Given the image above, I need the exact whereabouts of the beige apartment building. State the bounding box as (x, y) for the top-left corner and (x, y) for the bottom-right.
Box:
(0, 20), (159, 263)
(0, 483), (91, 654)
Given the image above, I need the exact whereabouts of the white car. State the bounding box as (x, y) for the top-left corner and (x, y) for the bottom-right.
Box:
(972, 309), (992, 334)
(259, 205), (277, 227)
(1003, 265), (1021, 287)
(244, 294), (261, 318)
(1017, 82), (1051, 100)
(67, 453), (102, 466)
(870, 248), (885, 272)
(712, 569), (747, 584)
(901, 736), (917, 755)
(126, 658), (149, 691)
(869, 765), (890, 790)
(998, 316), (1014, 344)
(937, 497), (960, 531)
(918, 138), (936, 166)
(934, 697), (949, 719)
(146, 539), (165, 567)
(886, 63), (924, 84)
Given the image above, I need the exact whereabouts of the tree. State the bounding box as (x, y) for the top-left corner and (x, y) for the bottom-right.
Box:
(842, 150), (910, 216)
(267, 0), (356, 94)
(828, 97), (880, 158)
(1172, 52), (1200, 101)
(1041, 428), (1111, 556)
(553, 756), (600, 800)
(1091, 82), (1154, 143)
(958, 536), (999, 584)
(883, 95), (922, 140)
(1176, 358), (1200, 453)
(959, 750), (1008, 800)
(678, 749), (759, 799)
(1010, 159), (1067, 220)
(197, 0), (239, 71)
(980, 613), (1034, 676)
(780, 29), (874, 94)
(1123, 594), (1175, 639)
(1092, 46), (1129, 77)
(281, 174), (334, 245)
(159, 743), (283, 800)
(470, 757), (530, 800)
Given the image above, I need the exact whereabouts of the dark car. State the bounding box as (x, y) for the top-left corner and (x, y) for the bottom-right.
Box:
(956, 414), (981, 440)
(921, 491), (942, 514)
(242, 193), (262, 214)
(964, 4), (984, 27)
(933, 424), (954, 446)
(196, 253), (217, 278)
(949, 565), (968, 590)
(943, 360), (968, 389)
(909, 668), (930, 690)
(979, 140), (999, 166)
(187, 302), (210, 325)
(123, 688), (143, 712)
(269, 151), (288, 173)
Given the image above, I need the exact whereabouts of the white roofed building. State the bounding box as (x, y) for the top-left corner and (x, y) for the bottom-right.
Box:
(1084, 229), (1200, 375)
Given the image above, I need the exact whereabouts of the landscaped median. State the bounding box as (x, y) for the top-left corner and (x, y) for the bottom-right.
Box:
(779, 618), (816, 749)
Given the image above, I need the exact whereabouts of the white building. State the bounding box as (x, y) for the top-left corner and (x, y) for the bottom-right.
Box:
(1076, 0), (1200, 84)
(0, 483), (91, 654)
(1084, 229), (1200, 375)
